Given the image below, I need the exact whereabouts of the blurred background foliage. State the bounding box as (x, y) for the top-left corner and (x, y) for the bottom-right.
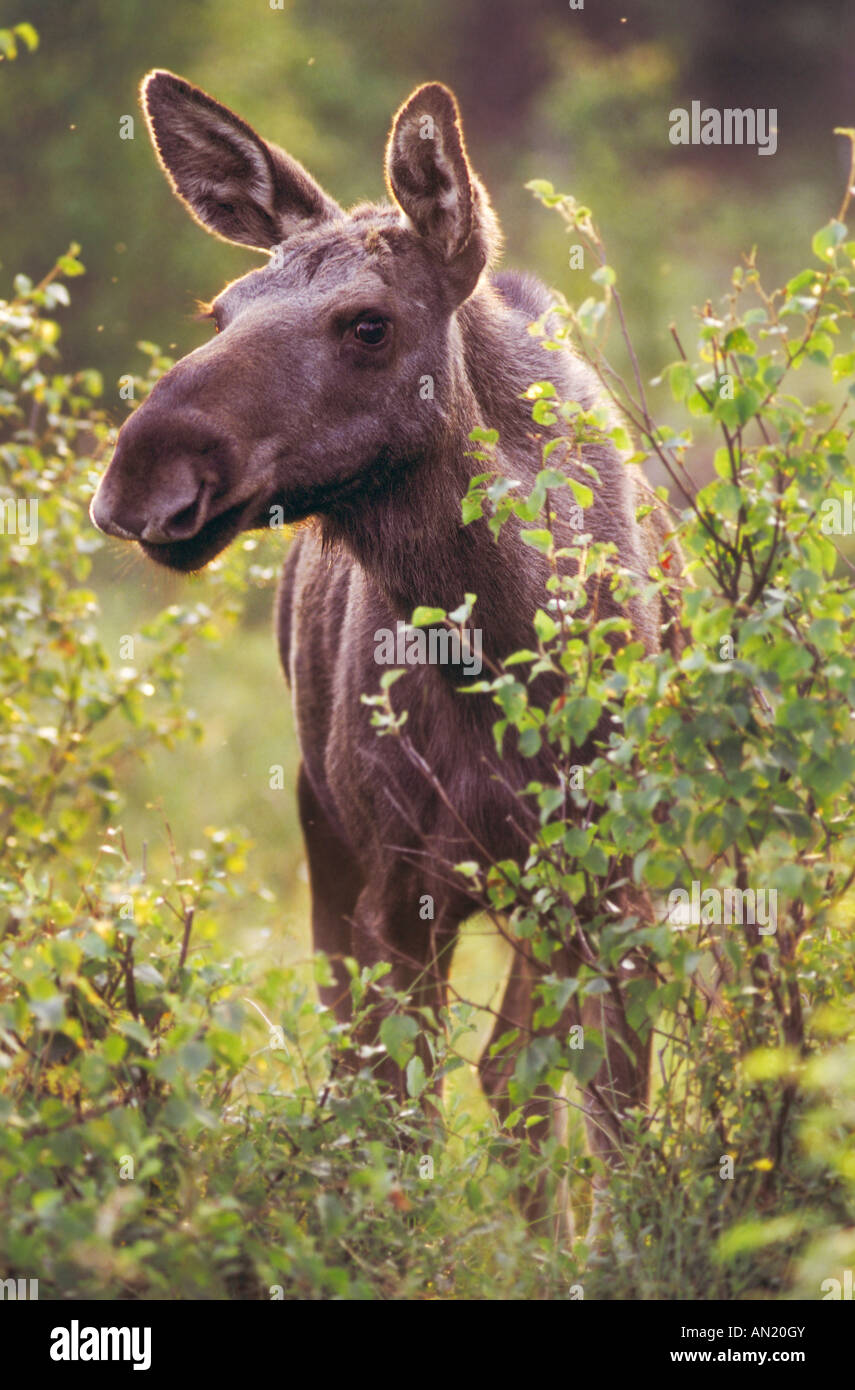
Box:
(3, 0), (854, 380)
(2, 0), (854, 1133)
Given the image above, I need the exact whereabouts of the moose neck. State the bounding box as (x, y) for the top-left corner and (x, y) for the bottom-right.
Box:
(323, 301), (541, 667)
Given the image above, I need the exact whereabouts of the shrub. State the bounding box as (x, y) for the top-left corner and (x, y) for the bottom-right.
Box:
(366, 134), (855, 1298)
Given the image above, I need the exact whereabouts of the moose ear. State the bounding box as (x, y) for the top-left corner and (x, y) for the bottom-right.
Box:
(385, 82), (501, 304)
(141, 70), (341, 250)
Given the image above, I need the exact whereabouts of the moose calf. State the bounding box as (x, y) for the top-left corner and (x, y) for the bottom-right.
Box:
(92, 71), (680, 1238)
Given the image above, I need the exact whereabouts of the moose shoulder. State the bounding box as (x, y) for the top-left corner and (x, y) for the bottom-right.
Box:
(91, 71), (680, 1239)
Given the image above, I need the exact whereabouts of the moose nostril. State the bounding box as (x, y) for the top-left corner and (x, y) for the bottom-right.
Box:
(168, 498), (203, 535)
(140, 480), (213, 543)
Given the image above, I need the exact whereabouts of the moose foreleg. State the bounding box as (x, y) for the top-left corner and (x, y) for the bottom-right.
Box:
(479, 939), (573, 1242)
(348, 876), (462, 1101)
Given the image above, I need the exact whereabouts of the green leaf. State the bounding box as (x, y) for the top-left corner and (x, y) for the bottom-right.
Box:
(580, 842), (608, 876)
(380, 1013), (418, 1067)
(533, 608), (559, 643)
(102, 1035), (127, 1064)
(717, 1215), (802, 1260)
(565, 1033), (605, 1087)
(668, 362), (695, 402)
(465, 1179), (483, 1211)
(811, 220), (848, 262)
(512, 1037), (562, 1097)
(30, 993), (66, 1028)
(532, 398), (557, 425)
(406, 1055), (427, 1098)
(177, 1041), (212, 1078)
(520, 528), (553, 553)
(58, 253), (85, 277)
(526, 179), (555, 198)
(567, 477), (594, 509)
(411, 606), (445, 627)
(723, 327), (755, 354)
(13, 23), (38, 51)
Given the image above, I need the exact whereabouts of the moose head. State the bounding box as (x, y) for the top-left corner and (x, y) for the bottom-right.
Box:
(90, 72), (501, 572)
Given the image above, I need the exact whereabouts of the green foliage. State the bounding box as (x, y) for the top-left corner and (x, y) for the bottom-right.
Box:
(364, 138), (855, 1299)
(0, 876), (578, 1299)
(1, 2), (844, 382)
(447, 147), (855, 1298)
(0, 21), (38, 62)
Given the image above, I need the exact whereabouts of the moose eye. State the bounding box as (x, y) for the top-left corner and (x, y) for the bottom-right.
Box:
(353, 316), (388, 347)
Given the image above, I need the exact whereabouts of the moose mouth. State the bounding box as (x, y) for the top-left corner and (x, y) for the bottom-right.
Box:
(135, 451), (406, 573)
(138, 498), (257, 573)
(135, 476), (349, 573)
